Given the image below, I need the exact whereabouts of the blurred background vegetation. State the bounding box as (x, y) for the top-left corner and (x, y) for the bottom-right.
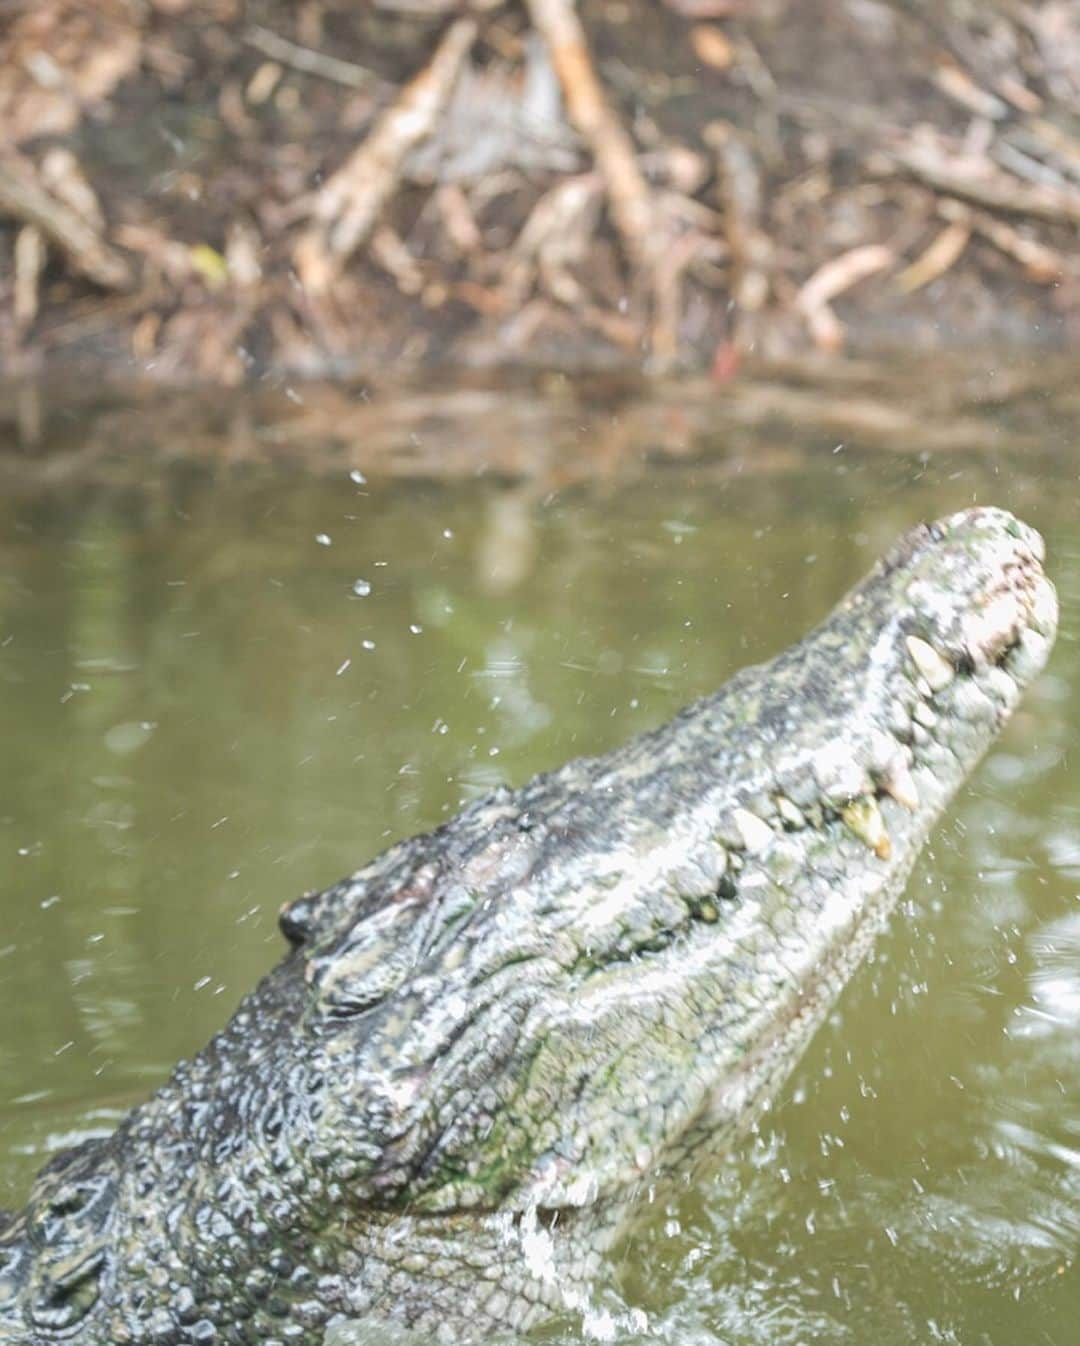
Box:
(1, 0), (1078, 382)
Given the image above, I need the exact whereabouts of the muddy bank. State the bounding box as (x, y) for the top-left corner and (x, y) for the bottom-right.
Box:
(1, 1), (1078, 384)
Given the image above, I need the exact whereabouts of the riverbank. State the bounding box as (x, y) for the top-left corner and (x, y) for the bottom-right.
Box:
(1, 1), (1077, 384)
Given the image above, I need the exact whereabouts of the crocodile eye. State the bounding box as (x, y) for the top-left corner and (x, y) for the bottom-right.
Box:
(313, 946), (406, 1020)
(22, 1159), (115, 1333)
(30, 1249), (105, 1330)
(36, 1174), (112, 1245)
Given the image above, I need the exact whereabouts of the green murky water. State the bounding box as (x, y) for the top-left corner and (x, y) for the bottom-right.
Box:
(0, 376), (1076, 1344)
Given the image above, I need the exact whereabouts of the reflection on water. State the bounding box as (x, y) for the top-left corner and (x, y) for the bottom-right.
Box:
(0, 383), (1076, 1343)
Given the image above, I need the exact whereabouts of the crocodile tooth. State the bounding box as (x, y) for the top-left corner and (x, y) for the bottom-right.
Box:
(865, 728), (899, 777)
(885, 699), (911, 739)
(905, 636), (955, 692)
(812, 740), (869, 808)
(841, 797), (892, 859)
(732, 808), (775, 853)
(880, 764), (919, 811)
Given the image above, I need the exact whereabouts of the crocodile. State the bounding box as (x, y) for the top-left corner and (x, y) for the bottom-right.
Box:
(0, 506), (1057, 1345)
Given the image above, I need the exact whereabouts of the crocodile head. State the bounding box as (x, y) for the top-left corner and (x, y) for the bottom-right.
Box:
(0, 507), (1057, 1343)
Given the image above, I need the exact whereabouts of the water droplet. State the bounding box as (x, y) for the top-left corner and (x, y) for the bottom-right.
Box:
(316, 533), (332, 547)
(409, 624), (422, 635)
(352, 579), (371, 597)
(362, 639), (376, 651)
(349, 469), (367, 485)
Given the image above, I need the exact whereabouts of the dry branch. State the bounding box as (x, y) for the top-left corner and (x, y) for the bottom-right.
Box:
(244, 25), (388, 93)
(0, 153), (132, 291)
(712, 130), (771, 313)
(938, 200), (1070, 283)
(295, 16), (478, 292)
(895, 218), (971, 293)
(14, 226), (46, 331)
(880, 133), (1080, 227)
(525, 0), (656, 269)
(795, 245), (895, 350)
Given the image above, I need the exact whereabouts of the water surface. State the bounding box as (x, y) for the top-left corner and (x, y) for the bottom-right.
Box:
(0, 371), (1076, 1343)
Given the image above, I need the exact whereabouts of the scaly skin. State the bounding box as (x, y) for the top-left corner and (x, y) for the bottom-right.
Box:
(0, 508), (1057, 1345)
